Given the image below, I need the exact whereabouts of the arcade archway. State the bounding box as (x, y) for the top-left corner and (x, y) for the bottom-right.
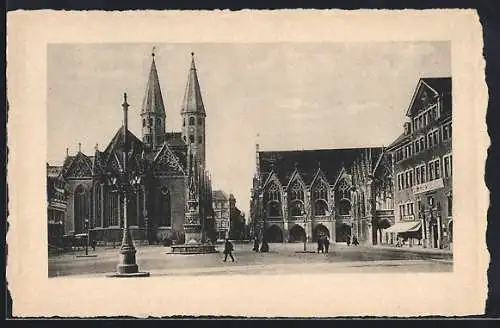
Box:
(264, 225), (283, 243)
(313, 224), (330, 242)
(289, 225), (306, 242)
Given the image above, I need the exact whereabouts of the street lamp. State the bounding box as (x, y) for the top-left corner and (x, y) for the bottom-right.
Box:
(107, 93), (149, 278)
(84, 218), (89, 256)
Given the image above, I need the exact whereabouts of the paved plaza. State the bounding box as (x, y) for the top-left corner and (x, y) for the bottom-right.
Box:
(48, 242), (453, 278)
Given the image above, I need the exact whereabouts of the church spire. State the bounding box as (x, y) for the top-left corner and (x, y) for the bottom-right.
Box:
(141, 50), (165, 115)
(181, 52), (206, 115)
(181, 52), (207, 169)
(141, 49), (166, 150)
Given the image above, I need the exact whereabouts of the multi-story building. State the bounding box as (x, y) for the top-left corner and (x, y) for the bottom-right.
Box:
(249, 145), (394, 245)
(212, 190), (230, 240)
(386, 77), (452, 250)
(47, 164), (67, 247)
(229, 194), (247, 240)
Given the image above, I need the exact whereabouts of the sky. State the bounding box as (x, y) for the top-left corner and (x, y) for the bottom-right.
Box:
(47, 42), (451, 218)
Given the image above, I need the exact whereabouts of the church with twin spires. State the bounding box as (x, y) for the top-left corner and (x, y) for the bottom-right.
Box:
(47, 51), (215, 245)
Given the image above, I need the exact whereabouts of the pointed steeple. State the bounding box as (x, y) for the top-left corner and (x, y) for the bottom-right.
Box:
(141, 50), (165, 115)
(141, 49), (167, 150)
(181, 52), (206, 115)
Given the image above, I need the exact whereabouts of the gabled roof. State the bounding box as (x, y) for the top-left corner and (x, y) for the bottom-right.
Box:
(406, 77), (452, 117)
(61, 151), (94, 178)
(141, 54), (166, 115)
(101, 126), (146, 174)
(212, 190), (229, 201)
(47, 165), (63, 178)
(181, 53), (206, 116)
(387, 132), (411, 150)
(258, 147), (384, 186)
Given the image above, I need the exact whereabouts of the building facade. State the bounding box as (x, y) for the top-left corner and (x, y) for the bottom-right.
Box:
(229, 194), (247, 240)
(250, 146), (394, 245)
(386, 77), (452, 250)
(47, 164), (67, 247)
(47, 52), (214, 245)
(212, 190), (230, 240)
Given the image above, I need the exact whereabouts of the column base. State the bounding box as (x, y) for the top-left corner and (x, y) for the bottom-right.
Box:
(107, 271), (150, 278)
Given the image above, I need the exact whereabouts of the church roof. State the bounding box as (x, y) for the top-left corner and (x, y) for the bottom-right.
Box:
(165, 132), (186, 147)
(141, 54), (166, 115)
(258, 147), (384, 186)
(47, 165), (63, 178)
(181, 53), (206, 116)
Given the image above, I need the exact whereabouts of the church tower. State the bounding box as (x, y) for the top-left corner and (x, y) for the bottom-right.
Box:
(141, 50), (166, 150)
(181, 52), (207, 169)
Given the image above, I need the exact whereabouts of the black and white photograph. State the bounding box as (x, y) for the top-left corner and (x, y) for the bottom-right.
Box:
(7, 10), (487, 317)
(46, 42), (454, 277)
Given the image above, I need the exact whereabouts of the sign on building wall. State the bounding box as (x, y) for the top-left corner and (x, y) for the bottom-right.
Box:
(412, 178), (444, 195)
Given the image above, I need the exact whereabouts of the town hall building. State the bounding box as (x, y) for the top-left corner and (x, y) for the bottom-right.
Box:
(47, 52), (215, 245)
(250, 145), (394, 245)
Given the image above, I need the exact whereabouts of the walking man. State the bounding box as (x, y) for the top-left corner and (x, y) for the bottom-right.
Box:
(252, 236), (260, 252)
(223, 238), (235, 262)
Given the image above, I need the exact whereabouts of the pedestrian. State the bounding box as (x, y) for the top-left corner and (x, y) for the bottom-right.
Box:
(317, 235), (324, 253)
(346, 235), (351, 246)
(252, 236), (260, 252)
(324, 235), (330, 253)
(91, 239), (97, 252)
(223, 238), (235, 262)
(353, 235), (359, 246)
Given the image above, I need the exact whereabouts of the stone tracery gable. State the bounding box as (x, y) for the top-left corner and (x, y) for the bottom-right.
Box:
(64, 154), (92, 178)
(152, 144), (185, 176)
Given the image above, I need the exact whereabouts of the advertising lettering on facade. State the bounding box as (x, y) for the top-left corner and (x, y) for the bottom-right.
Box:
(412, 178), (444, 195)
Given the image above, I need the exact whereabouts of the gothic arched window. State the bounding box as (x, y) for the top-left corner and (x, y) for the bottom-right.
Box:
(313, 182), (329, 216)
(288, 181), (305, 217)
(142, 118), (146, 127)
(74, 185), (88, 233)
(264, 182), (281, 217)
(93, 184), (102, 228)
(189, 135), (194, 144)
(156, 186), (171, 227)
(155, 118), (162, 128)
(189, 117), (195, 126)
(337, 179), (351, 200)
(339, 199), (352, 215)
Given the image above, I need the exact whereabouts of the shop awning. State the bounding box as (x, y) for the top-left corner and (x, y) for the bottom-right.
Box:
(384, 221), (421, 233)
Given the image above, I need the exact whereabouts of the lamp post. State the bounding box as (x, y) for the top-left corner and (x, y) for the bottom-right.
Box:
(107, 93), (150, 278)
(85, 218), (89, 256)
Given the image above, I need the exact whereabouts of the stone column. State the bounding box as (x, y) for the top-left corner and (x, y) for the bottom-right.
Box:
(282, 192), (288, 243)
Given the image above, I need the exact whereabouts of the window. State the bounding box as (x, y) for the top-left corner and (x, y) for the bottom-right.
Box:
(265, 182), (282, 217)
(183, 118), (186, 127)
(397, 173), (405, 191)
(420, 137), (426, 151)
(428, 159), (441, 181)
(443, 154), (452, 178)
(198, 117), (203, 126)
(142, 118), (146, 127)
(189, 117), (195, 126)
(399, 204), (405, 220)
(428, 132), (434, 148)
(447, 194), (453, 217)
(415, 140), (420, 153)
(313, 182), (329, 216)
(155, 118), (162, 128)
(189, 135), (194, 143)
(415, 164), (426, 185)
(157, 186), (171, 227)
(443, 123), (452, 141)
(148, 118), (153, 126)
